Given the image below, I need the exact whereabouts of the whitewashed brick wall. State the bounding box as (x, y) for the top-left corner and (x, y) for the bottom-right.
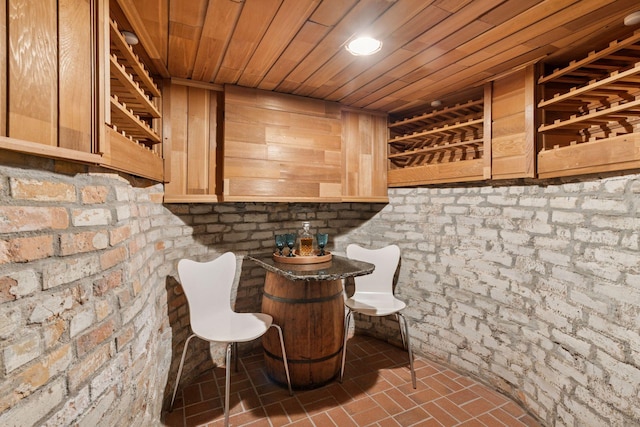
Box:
(344, 175), (640, 427)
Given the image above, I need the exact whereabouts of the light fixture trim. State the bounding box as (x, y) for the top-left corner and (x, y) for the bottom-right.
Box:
(625, 11), (640, 26)
(122, 31), (139, 46)
(346, 36), (382, 56)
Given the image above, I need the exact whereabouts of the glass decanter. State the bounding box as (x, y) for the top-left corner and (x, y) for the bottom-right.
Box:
(297, 221), (316, 256)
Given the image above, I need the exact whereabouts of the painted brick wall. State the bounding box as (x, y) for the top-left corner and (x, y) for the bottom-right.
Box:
(0, 152), (381, 425)
(1, 149), (639, 426)
(345, 176), (640, 426)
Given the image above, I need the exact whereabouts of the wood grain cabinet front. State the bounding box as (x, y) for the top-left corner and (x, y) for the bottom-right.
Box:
(0, 0), (100, 164)
(162, 80), (223, 203)
(537, 31), (640, 178)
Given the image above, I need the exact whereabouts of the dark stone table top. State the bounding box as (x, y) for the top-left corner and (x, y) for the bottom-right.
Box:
(247, 253), (374, 281)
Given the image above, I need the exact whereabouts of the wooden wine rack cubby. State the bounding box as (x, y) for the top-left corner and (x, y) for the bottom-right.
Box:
(387, 95), (489, 186)
(104, 16), (163, 181)
(537, 30), (640, 178)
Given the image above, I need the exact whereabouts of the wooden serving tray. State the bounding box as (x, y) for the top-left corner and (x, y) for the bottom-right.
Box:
(273, 251), (332, 264)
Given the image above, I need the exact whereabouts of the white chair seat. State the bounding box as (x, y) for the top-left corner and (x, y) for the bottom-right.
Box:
(193, 312), (273, 343)
(344, 293), (406, 316)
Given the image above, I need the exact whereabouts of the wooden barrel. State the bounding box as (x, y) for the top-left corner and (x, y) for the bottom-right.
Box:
(261, 271), (344, 389)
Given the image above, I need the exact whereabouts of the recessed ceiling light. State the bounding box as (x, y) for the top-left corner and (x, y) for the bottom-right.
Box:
(624, 11), (640, 26)
(346, 36), (382, 56)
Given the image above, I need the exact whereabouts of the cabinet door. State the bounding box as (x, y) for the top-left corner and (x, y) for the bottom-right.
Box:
(490, 65), (536, 179)
(341, 110), (388, 202)
(223, 85), (342, 202)
(163, 81), (222, 202)
(5, 0), (93, 152)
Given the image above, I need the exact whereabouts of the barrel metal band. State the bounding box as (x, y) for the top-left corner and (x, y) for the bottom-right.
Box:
(264, 346), (343, 364)
(263, 290), (343, 304)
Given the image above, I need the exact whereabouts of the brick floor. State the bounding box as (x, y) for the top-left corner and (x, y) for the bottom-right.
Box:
(163, 335), (541, 427)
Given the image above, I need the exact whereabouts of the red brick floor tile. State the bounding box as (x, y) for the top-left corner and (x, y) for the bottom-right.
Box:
(163, 335), (541, 427)
(422, 401), (458, 427)
(385, 387), (419, 410)
(342, 395), (379, 416)
(377, 416), (403, 426)
(371, 391), (406, 416)
(447, 388), (481, 406)
(351, 405), (390, 426)
(262, 402), (290, 427)
(461, 397), (499, 416)
(393, 406), (431, 426)
(326, 406), (359, 427)
(457, 418), (487, 427)
(490, 407), (525, 426)
(477, 412), (507, 426)
(309, 411), (336, 426)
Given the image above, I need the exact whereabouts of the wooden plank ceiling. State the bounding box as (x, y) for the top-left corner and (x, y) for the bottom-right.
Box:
(127, 0), (640, 115)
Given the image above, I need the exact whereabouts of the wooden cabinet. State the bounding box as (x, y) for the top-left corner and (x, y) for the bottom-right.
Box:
(387, 91), (490, 186)
(163, 84), (388, 203)
(163, 80), (223, 202)
(491, 65), (536, 180)
(0, 0), (100, 164)
(537, 31), (640, 178)
(386, 65), (538, 186)
(0, 0), (165, 181)
(341, 109), (388, 202)
(100, 5), (163, 181)
(223, 85), (344, 202)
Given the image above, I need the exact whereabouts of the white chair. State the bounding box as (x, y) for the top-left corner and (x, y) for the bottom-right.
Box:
(341, 244), (416, 388)
(170, 252), (292, 427)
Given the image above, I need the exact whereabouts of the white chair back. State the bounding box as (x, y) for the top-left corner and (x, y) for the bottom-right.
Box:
(346, 244), (400, 294)
(177, 252), (236, 337)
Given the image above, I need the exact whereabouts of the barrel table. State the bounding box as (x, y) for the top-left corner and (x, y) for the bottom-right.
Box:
(248, 254), (374, 389)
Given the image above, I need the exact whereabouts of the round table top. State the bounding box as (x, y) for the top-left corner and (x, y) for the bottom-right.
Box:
(247, 253), (374, 281)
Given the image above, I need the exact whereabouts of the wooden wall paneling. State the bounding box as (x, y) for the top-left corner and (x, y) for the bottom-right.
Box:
(214, 0), (281, 84)
(58, 0), (93, 152)
(237, 0), (319, 88)
(8, 0), (58, 146)
(0, 0), (6, 136)
(490, 65), (535, 179)
(191, 0), (243, 82)
(167, 0), (207, 79)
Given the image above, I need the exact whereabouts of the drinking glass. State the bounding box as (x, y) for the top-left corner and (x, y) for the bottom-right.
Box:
(316, 233), (328, 256)
(275, 234), (286, 256)
(285, 233), (296, 256)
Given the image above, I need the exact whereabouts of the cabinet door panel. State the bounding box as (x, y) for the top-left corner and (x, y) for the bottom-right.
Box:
(8, 0), (58, 146)
(59, 0), (92, 152)
(164, 81), (221, 202)
(342, 110), (388, 202)
(490, 65), (535, 179)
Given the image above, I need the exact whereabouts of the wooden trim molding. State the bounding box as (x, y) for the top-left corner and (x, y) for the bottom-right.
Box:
(0, 136), (101, 164)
